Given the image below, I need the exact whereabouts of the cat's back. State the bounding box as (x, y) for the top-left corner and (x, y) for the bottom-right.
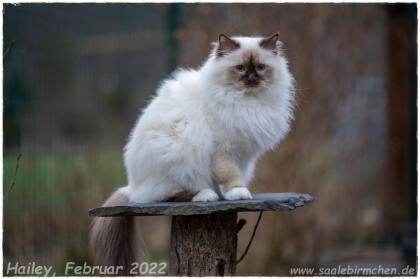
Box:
(158, 68), (202, 101)
(136, 68), (202, 120)
(131, 68), (210, 144)
(144, 69), (201, 116)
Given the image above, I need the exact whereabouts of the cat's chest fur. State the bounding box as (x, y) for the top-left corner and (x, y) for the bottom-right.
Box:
(205, 90), (289, 160)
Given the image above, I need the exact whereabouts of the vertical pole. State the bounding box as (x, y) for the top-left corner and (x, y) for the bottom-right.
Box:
(169, 212), (238, 276)
(386, 4), (417, 268)
(166, 3), (180, 74)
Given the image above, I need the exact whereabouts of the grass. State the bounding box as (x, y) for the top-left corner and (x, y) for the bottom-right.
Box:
(3, 149), (127, 276)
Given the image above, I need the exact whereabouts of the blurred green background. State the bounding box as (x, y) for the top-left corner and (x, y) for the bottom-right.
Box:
(3, 3), (417, 276)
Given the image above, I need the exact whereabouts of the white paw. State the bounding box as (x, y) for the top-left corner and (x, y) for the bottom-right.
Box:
(192, 189), (220, 202)
(224, 187), (253, 201)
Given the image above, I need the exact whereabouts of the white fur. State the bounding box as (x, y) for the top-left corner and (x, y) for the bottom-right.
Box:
(122, 36), (295, 203)
(191, 188), (220, 202)
(225, 187), (253, 201)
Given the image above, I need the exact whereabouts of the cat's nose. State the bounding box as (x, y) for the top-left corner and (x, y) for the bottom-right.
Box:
(247, 73), (257, 83)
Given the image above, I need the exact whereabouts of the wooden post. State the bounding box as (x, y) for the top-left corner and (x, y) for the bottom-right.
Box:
(169, 212), (237, 276)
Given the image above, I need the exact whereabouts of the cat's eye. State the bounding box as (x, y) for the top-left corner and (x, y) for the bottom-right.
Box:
(256, 64), (266, 71)
(235, 64), (245, 72)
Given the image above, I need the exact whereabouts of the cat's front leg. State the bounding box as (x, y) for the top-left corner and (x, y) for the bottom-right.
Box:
(211, 149), (253, 200)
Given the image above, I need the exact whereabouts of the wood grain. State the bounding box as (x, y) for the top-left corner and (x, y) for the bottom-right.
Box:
(169, 212), (237, 276)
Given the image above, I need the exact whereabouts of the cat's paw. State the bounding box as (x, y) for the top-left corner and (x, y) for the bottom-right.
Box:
(192, 189), (220, 202)
(224, 187), (253, 200)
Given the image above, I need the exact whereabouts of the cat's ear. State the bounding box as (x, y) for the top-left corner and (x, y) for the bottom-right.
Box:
(260, 33), (282, 54)
(216, 34), (240, 57)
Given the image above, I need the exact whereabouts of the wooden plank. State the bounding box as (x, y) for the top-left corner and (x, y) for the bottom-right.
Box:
(89, 192), (314, 217)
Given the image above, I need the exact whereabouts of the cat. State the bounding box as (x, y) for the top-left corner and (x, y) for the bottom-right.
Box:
(90, 33), (295, 273)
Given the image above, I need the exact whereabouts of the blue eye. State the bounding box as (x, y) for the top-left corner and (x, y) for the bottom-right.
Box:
(256, 64), (266, 71)
(235, 64), (245, 72)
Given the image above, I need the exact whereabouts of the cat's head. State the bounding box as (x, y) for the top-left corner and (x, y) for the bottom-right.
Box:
(208, 33), (285, 92)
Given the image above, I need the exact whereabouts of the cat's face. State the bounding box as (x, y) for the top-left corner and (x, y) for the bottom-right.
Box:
(213, 33), (282, 92)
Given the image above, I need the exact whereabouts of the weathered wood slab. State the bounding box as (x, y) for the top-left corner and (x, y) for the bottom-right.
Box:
(89, 192), (314, 217)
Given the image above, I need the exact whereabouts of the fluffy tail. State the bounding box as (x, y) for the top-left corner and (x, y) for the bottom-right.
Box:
(89, 187), (146, 275)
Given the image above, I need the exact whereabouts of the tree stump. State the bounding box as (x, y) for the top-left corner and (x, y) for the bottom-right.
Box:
(89, 192), (313, 276)
(170, 213), (237, 276)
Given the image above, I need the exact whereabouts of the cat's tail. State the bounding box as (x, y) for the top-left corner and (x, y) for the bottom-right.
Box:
(89, 186), (146, 275)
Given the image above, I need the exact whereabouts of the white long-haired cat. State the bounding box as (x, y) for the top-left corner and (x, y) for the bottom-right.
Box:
(90, 33), (295, 273)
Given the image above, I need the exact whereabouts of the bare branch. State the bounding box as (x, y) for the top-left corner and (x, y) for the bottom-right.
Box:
(4, 153), (22, 201)
(4, 40), (16, 59)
